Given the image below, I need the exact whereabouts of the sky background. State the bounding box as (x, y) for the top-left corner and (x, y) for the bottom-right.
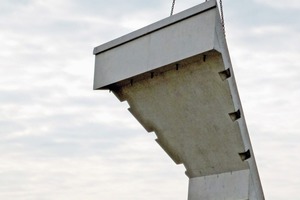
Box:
(0, 0), (299, 199)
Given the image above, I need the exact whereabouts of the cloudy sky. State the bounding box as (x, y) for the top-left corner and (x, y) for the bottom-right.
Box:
(1, 0), (299, 199)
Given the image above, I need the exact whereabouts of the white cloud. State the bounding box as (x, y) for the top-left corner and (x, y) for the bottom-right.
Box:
(254, 0), (300, 9)
(0, 125), (187, 199)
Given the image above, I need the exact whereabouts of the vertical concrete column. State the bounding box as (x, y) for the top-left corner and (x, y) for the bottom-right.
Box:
(188, 170), (250, 200)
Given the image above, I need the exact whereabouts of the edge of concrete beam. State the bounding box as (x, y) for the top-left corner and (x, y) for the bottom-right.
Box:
(93, 0), (217, 55)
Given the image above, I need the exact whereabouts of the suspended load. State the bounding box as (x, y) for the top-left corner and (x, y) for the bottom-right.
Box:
(93, 0), (264, 199)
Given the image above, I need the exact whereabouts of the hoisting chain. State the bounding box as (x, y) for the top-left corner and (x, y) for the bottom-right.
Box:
(170, 0), (226, 36)
(219, 0), (226, 36)
(170, 0), (176, 16)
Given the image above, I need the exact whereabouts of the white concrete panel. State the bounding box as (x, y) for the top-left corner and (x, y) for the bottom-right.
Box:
(94, 1), (218, 89)
(93, 0), (217, 55)
(188, 170), (250, 200)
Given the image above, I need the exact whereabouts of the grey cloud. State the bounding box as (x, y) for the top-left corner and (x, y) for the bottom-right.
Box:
(70, 0), (167, 16)
(254, 0), (300, 10)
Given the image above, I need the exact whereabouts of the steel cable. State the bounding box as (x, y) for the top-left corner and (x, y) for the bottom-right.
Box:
(170, 0), (176, 16)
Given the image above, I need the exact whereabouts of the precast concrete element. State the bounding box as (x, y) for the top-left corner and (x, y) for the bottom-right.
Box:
(93, 0), (264, 199)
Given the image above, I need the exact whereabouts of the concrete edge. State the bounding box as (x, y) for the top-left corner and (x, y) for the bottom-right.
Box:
(93, 0), (217, 55)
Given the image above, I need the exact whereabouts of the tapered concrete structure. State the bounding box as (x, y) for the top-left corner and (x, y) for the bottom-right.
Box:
(93, 0), (264, 199)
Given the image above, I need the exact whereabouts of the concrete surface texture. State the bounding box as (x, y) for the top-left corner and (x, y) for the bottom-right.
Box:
(93, 0), (264, 199)
(188, 170), (250, 199)
(117, 53), (247, 178)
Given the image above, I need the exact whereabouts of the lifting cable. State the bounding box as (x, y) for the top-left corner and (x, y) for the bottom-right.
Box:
(219, 0), (226, 36)
(170, 0), (226, 35)
(170, 0), (176, 16)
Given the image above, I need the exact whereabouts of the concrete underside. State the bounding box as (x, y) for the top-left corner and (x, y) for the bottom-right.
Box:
(114, 51), (248, 178)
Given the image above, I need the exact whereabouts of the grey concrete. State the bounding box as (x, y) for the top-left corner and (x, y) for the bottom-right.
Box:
(188, 169), (250, 200)
(93, 0), (218, 89)
(118, 53), (247, 177)
(93, 0), (216, 55)
(93, 0), (264, 199)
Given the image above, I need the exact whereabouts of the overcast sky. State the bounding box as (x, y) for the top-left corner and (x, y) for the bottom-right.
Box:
(0, 0), (299, 199)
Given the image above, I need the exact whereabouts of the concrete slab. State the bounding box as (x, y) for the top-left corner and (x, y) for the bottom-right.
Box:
(93, 0), (218, 89)
(93, 0), (264, 199)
